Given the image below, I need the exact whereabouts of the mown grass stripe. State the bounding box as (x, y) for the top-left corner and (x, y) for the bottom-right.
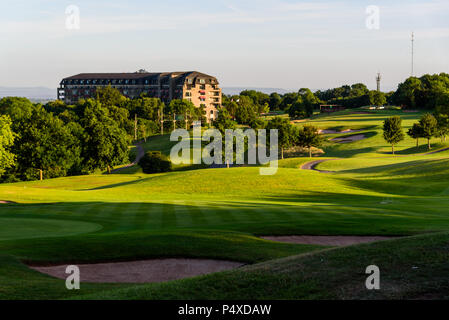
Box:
(161, 201), (178, 228)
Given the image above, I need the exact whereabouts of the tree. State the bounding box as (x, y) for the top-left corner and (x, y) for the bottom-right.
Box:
(297, 125), (323, 158)
(288, 96), (306, 119)
(266, 117), (295, 159)
(80, 99), (129, 173)
(278, 92), (298, 111)
(96, 85), (128, 108)
(139, 151), (172, 174)
(369, 90), (386, 106)
(0, 115), (15, 176)
(407, 123), (424, 147)
(435, 112), (449, 142)
(240, 90), (270, 109)
(350, 83), (369, 97)
(127, 97), (163, 121)
(393, 77), (421, 109)
(289, 88), (320, 119)
(14, 106), (81, 180)
(383, 116), (405, 155)
(435, 92), (449, 142)
(234, 96), (258, 125)
(213, 109), (237, 135)
(269, 93), (282, 111)
(419, 113), (438, 150)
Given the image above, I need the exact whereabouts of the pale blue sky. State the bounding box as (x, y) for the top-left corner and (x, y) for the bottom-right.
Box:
(1, 0), (448, 91)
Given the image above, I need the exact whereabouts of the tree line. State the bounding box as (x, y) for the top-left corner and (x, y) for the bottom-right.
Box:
(214, 111), (322, 159)
(383, 109), (449, 154)
(221, 73), (449, 124)
(0, 87), (207, 182)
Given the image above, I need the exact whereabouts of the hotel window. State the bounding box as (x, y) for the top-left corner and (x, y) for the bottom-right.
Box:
(80, 80), (84, 84)
(86, 80), (90, 84)
(199, 79), (205, 84)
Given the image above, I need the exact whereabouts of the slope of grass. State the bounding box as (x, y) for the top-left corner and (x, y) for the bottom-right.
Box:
(76, 231), (449, 300)
(1, 110), (449, 300)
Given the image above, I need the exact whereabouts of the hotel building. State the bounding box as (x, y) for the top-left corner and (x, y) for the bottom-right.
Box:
(57, 71), (222, 122)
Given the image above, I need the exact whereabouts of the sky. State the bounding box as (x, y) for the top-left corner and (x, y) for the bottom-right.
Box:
(1, 0), (448, 92)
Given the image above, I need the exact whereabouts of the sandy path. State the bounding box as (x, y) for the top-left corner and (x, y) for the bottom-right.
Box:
(112, 142), (144, 173)
(30, 259), (244, 283)
(319, 129), (363, 134)
(301, 159), (336, 173)
(331, 134), (366, 143)
(262, 235), (395, 246)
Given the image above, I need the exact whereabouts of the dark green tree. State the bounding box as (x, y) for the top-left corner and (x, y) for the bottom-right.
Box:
(269, 93), (282, 111)
(213, 109), (237, 135)
(139, 151), (172, 174)
(383, 116), (405, 155)
(407, 123), (424, 147)
(234, 96), (258, 125)
(80, 99), (129, 173)
(369, 90), (387, 106)
(297, 125), (323, 158)
(0, 115), (15, 176)
(96, 85), (128, 108)
(266, 117), (295, 159)
(419, 113), (438, 150)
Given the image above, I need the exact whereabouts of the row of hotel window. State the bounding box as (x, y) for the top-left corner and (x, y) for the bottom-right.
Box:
(63, 78), (211, 86)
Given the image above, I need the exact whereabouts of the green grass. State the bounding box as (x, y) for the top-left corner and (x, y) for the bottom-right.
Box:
(76, 231), (449, 300)
(1, 109), (449, 300)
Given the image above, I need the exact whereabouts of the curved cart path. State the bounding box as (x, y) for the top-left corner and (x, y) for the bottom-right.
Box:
(112, 142), (145, 173)
(301, 159), (338, 173)
(302, 146), (449, 173)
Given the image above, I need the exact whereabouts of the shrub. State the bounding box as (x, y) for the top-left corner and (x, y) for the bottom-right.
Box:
(138, 151), (172, 174)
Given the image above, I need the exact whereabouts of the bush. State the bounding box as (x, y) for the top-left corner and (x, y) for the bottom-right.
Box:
(138, 151), (172, 174)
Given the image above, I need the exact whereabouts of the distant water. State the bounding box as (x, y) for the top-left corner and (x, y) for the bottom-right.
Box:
(222, 87), (295, 95)
(0, 87), (56, 101)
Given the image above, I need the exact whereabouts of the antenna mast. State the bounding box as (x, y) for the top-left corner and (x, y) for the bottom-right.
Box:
(411, 32), (415, 77)
(376, 73), (381, 92)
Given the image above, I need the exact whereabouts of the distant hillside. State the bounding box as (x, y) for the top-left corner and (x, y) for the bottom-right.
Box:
(0, 87), (56, 101)
(222, 87), (294, 96)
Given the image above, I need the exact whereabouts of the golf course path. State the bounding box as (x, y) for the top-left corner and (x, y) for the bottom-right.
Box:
(112, 142), (144, 173)
(424, 147), (449, 155)
(302, 147), (449, 173)
(301, 159), (337, 173)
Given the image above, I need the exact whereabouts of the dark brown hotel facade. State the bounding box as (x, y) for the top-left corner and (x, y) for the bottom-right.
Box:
(58, 71), (222, 122)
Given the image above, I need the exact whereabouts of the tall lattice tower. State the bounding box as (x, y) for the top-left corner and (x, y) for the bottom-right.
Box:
(411, 32), (415, 76)
(376, 73), (381, 92)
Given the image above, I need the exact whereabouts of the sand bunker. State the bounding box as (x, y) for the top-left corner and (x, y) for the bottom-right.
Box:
(262, 235), (394, 246)
(331, 134), (366, 143)
(0, 200), (14, 204)
(30, 259), (244, 283)
(319, 129), (362, 134)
